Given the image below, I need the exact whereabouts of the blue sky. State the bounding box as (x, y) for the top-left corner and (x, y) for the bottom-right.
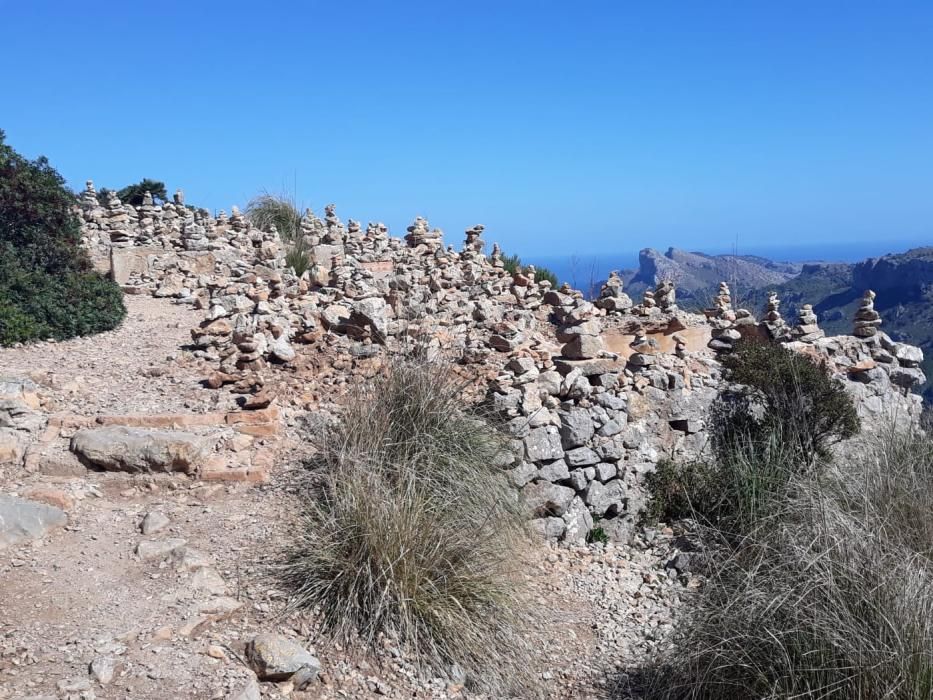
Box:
(2, 0), (931, 263)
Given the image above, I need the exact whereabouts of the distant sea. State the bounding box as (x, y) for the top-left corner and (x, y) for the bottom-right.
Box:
(526, 238), (931, 287)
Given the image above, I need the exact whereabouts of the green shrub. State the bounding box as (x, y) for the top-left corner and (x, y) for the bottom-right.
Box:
(498, 250), (558, 286)
(633, 428), (933, 700)
(114, 178), (168, 206)
(0, 130), (125, 345)
(246, 191), (302, 242)
(642, 340), (859, 532)
(717, 338), (859, 465)
(278, 357), (538, 694)
(246, 191), (313, 276)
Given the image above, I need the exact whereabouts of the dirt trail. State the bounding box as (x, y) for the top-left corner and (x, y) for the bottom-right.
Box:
(0, 296), (680, 700)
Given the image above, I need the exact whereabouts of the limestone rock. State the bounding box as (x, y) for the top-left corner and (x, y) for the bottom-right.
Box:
(246, 633), (321, 682)
(0, 494), (68, 550)
(70, 427), (212, 474)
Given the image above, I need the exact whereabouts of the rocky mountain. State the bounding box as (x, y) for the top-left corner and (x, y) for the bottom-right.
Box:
(621, 247), (803, 305)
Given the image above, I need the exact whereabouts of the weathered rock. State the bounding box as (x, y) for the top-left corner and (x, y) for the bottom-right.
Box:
(140, 510), (170, 535)
(136, 538), (187, 561)
(246, 633), (321, 682)
(70, 427), (212, 474)
(522, 481), (575, 517)
(523, 427), (564, 462)
(559, 408), (594, 449)
(0, 494), (67, 549)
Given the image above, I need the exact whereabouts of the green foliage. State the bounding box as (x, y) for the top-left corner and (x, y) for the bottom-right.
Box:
(498, 251), (558, 286)
(247, 191), (310, 276)
(0, 130), (88, 275)
(115, 178), (168, 206)
(246, 192), (302, 242)
(642, 340), (859, 532)
(284, 237), (311, 277)
(632, 429), (933, 700)
(587, 526), (609, 544)
(279, 357), (538, 695)
(717, 338), (860, 465)
(0, 130), (125, 345)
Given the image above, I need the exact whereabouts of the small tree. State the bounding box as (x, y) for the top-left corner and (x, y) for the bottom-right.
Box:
(0, 130), (125, 345)
(114, 179), (168, 206)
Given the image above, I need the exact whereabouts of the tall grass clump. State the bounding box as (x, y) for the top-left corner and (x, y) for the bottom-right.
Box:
(246, 191), (310, 276)
(633, 427), (933, 700)
(278, 356), (537, 694)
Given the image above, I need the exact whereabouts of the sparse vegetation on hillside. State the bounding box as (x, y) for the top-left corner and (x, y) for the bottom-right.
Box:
(631, 428), (933, 700)
(632, 341), (933, 700)
(246, 192), (310, 276)
(0, 130), (126, 345)
(279, 357), (537, 694)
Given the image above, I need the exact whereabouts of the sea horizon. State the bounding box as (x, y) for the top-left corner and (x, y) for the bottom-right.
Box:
(525, 237), (931, 287)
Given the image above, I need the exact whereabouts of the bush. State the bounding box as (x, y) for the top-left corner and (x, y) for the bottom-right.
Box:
(246, 191), (310, 276)
(246, 192), (301, 241)
(278, 357), (537, 694)
(717, 338), (860, 465)
(633, 428), (933, 700)
(114, 178), (168, 206)
(0, 130), (125, 345)
(499, 251), (559, 286)
(643, 341), (859, 532)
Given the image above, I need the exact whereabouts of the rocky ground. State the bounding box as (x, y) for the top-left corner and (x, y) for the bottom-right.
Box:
(0, 296), (692, 700)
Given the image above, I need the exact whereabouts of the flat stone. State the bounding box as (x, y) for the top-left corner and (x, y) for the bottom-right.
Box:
(246, 633), (321, 682)
(559, 408), (594, 449)
(71, 427), (213, 474)
(537, 459), (570, 483)
(136, 538), (187, 561)
(523, 427), (564, 462)
(0, 494), (67, 550)
(141, 511), (170, 535)
(565, 446), (600, 467)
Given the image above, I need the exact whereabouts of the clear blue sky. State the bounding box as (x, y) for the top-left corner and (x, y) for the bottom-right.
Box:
(2, 0), (931, 262)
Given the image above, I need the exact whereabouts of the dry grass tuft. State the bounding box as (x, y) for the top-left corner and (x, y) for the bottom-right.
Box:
(279, 356), (539, 695)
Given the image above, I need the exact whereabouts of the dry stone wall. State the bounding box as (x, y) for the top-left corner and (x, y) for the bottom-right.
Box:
(73, 182), (928, 544)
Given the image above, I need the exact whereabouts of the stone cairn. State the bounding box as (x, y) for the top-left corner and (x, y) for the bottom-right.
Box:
(628, 326), (659, 370)
(638, 288), (657, 315)
(654, 279), (677, 311)
(80, 180), (101, 210)
(793, 304), (825, 342)
(760, 291), (790, 341)
(853, 290), (882, 338)
(672, 333), (687, 359)
(105, 191), (132, 245)
(707, 282), (741, 354)
(595, 271), (632, 312)
(464, 224), (485, 253)
(404, 216), (443, 250)
(557, 300), (605, 360)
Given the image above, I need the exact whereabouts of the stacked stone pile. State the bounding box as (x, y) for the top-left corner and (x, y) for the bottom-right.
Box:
(760, 292), (791, 341)
(72, 178), (929, 544)
(853, 289), (882, 338)
(595, 271), (633, 313)
(793, 304), (825, 342)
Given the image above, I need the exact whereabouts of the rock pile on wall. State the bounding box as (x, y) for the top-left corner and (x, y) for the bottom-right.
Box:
(74, 182), (928, 543)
